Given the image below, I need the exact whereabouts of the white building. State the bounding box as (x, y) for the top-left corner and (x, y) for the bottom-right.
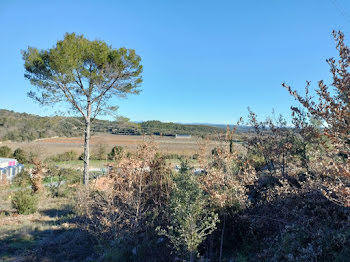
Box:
(175, 134), (191, 139)
(0, 158), (24, 183)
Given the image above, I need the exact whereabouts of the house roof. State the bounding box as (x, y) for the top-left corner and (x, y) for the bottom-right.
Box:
(0, 158), (17, 164)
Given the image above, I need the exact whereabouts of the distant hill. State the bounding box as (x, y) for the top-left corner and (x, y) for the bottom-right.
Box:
(187, 123), (253, 133)
(0, 109), (83, 142)
(0, 109), (226, 142)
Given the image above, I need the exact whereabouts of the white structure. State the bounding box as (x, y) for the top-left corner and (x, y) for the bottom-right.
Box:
(0, 158), (24, 183)
(175, 134), (191, 139)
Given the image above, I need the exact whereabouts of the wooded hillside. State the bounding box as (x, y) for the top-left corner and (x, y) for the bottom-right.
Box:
(0, 109), (225, 141)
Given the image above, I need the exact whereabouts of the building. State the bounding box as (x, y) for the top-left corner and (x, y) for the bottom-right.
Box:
(0, 158), (24, 184)
(175, 134), (192, 139)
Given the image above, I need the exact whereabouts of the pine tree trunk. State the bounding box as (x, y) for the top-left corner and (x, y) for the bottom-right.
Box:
(83, 104), (91, 186)
(189, 251), (195, 262)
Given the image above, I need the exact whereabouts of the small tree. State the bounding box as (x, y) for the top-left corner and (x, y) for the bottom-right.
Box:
(30, 159), (47, 193)
(13, 148), (28, 163)
(199, 128), (254, 262)
(290, 107), (323, 173)
(283, 30), (350, 177)
(158, 171), (219, 262)
(23, 33), (143, 185)
(11, 190), (38, 215)
(283, 30), (350, 205)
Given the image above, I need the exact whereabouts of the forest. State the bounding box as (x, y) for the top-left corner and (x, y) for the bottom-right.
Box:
(0, 109), (225, 142)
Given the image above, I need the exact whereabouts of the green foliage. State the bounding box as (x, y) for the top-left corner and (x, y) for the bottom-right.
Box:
(46, 166), (81, 197)
(246, 151), (265, 171)
(158, 172), (219, 260)
(59, 167), (81, 185)
(23, 33), (142, 114)
(0, 109), (226, 141)
(107, 145), (124, 161)
(140, 120), (224, 136)
(22, 32), (143, 184)
(11, 190), (38, 215)
(0, 109), (83, 142)
(49, 150), (78, 162)
(13, 148), (28, 163)
(268, 225), (350, 262)
(179, 159), (192, 174)
(93, 144), (107, 161)
(47, 166), (81, 184)
(12, 170), (31, 187)
(0, 145), (11, 157)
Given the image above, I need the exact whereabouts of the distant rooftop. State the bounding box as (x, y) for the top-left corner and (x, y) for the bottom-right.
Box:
(175, 134), (191, 138)
(0, 158), (16, 163)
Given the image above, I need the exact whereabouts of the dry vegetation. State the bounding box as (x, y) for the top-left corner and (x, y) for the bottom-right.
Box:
(0, 189), (93, 262)
(1, 30), (350, 262)
(1, 133), (223, 157)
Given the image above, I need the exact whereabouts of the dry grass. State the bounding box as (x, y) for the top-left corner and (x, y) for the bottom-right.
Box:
(0, 189), (92, 262)
(2, 133), (223, 157)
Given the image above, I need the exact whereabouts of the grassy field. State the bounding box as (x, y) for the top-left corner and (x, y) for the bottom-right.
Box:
(3, 133), (238, 171)
(2, 133), (222, 158)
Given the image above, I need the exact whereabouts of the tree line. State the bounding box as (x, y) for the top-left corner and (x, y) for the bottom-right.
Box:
(0, 109), (225, 142)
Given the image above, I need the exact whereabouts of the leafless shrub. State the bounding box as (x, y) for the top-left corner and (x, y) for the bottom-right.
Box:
(283, 30), (350, 206)
(30, 158), (47, 193)
(76, 140), (173, 243)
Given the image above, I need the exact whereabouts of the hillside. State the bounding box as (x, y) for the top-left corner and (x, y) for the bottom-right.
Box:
(0, 109), (225, 142)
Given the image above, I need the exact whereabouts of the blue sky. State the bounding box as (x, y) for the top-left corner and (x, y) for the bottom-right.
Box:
(0, 0), (349, 124)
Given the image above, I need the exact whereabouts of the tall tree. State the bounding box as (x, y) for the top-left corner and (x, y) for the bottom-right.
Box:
(23, 33), (143, 185)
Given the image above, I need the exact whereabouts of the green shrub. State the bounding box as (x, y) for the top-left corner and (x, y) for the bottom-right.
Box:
(50, 150), (78, 162)
(246, 152), (265, 170)
(161, 153), (183, 160)
(95, 143), (108, 160)
(158, 171), (218, 261)
(11, 190), (38, 215)
(107, 145), (124, 161)
(0, 145), (11, 158)
(46, 166), (81, 197)
(13, 148), (28, 163)
(12, 170), (31, 187)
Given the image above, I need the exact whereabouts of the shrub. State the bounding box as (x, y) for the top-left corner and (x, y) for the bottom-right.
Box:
(12, 170), (31, 187)
(161, 153), (183, 160)
(0, 145), (11, 158)
(158, 171), (219, 262)
(46, 166), (81, 197)
(30, 159), (47, 193)
(107, 145), (124, 161)
(77, 141), (173, 243)
(50, 150), (78, 162)
(13, 148), (28, 163)
(93, 143), (107, 160)
(11, 190), (38, 215)
(283, 31), (350, 172)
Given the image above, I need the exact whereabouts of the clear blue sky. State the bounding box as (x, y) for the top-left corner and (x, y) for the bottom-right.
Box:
(1, 0), (349, 124)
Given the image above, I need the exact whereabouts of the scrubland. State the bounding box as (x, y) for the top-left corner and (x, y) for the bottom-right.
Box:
(1, 31), (350, 262)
